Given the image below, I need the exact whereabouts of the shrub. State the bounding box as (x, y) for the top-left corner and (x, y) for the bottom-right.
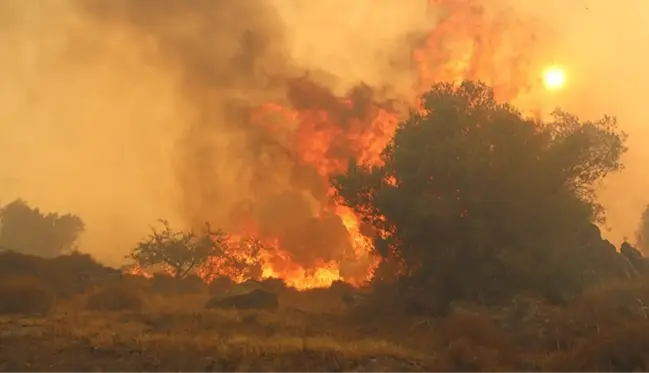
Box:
(0, 251), (74, 297)
(208, 276), (234, 296)
(179, 274), (207, 293)
(150, 273), (176, 293)
(572, 277), (649, 328)
(147, 273), (205, 293)
(85, 285), (143, 312)
(546, 321), (649, 371)
(433, 311), (518, 371)
(0, 251), (52, 278)
(121, 273), (150, 289)
(439, 311), (512, 347)
(0, 275), (55, 315)
(51, 250), (103, 273)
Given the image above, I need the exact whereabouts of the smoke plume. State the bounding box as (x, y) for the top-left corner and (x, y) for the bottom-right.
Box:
(1, 0), (647, 277)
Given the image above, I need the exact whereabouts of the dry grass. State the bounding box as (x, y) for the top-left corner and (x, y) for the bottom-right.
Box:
(0, 253), (430, 370)
(0, 275), (55, 315)
(85, 285), (144, 312)
(544, 321), (649, 371)
(2, 279), (649, 371)
(4, 252), (649, 371)
(0, 299), (429, 372)
(433, 311), (519, 371)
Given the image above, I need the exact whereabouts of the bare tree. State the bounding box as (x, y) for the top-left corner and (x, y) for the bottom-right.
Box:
(128, 220), (228, 279)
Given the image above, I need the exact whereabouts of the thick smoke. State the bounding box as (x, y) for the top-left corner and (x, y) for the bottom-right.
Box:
(2, 0), (646, 274)
(72, 0), (434, 278)
(78, 0), (296, 225)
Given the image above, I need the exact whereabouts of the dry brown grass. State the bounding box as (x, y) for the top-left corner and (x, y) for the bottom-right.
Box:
(536, 276), (649, 353)
(2, 279), (649, 371)
(546, 321), (649, 371)
(85, 284), (144, 312)
(0, 299), (430, 371)
(0, 275), (55, 315)
(430, 310), (520, 371)
(4, 250), (649, 371)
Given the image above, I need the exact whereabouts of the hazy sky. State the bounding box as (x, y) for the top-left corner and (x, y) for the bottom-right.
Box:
(0, 0), (647, 265)
(519, 0), (649, 243)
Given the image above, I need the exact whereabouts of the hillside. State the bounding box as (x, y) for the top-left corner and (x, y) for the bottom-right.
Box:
(1, 250), (649, 371)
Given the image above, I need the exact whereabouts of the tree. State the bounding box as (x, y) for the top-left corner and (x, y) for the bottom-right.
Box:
(332, 81), (627, 307)
(199, 234), (265, 283)
(0, 199), (85, 258)
(128, 219), (229, 279)
(636, 204), (649, 255)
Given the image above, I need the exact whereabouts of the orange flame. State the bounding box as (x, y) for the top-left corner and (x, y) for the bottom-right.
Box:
(125, 0), (551, 290)
(123, 265), (153, 279)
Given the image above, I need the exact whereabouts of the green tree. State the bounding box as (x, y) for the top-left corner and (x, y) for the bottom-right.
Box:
(332, 81), (627, 308)
(0, 199), (85, 257)
(636, 204), (649, 255)
(128, 220), (228, 279)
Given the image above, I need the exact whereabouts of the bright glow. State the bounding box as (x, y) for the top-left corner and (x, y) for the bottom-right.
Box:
(543, 66), (566, 91)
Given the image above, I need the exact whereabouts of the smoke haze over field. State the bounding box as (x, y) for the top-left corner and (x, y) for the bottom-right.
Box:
(0, 0), (648, 269)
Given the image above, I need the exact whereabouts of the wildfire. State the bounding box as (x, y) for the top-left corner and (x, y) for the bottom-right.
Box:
(123, 0), (553, 291)
(123, 265), (153, 279)
(193, 194), (381, 291)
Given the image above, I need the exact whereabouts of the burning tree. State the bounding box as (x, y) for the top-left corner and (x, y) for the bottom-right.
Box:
(128, 220), (229, 279)
(198, 234), (266, 284)
(333, 81), (627, 308)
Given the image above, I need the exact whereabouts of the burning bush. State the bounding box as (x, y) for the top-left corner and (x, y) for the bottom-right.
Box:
(85, 285), (143, 312)
(0, 275), (55, 315)
(127, 221), (266, 285)
(128, 220), (228, 280)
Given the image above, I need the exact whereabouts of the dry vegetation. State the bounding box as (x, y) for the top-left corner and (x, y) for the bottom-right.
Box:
(0, 251), (648, 371)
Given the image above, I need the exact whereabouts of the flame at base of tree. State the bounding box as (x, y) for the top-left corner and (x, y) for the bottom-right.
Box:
(123, 265), (153, 279)
(197, 208), (380, 290)
(122, 206), (380, 291)
(122, 0), (552, 291)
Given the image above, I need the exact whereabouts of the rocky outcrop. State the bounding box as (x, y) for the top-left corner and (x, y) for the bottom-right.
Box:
(205, 280), (279, 310)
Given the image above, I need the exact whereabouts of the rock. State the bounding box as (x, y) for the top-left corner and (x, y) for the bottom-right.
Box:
(205, 280), (278, 310)
(208, 276), (234, 296)
(621, 241), (647, 273)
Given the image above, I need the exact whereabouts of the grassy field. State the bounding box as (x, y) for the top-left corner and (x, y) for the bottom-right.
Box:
(2, 254), (649, 371)
(0, 288), (434, 372)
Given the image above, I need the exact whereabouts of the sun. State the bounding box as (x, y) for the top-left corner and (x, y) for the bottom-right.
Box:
(543, 66), (566, 91)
